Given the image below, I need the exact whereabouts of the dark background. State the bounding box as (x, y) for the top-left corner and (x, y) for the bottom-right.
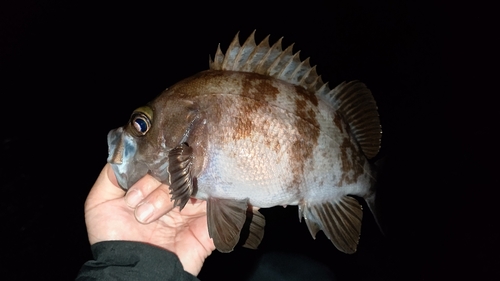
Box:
(1, 1), (496, 280)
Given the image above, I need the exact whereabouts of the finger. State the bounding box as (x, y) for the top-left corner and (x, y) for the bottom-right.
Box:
(124, 174), (162, 208)
(134, 182), (176, 224)
(85, 164), (126, 209)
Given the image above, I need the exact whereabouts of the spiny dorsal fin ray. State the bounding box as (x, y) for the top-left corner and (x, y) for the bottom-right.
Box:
(234, 30), (257, 70)
(291, 57), (312, 84)
(278, 51), (301, 80)
(255, 37), (284, 75)
(209, 31), (323, 95)
(268, 43), (295, 77)
(208, 43), (224, 70)
(210, 32), (381, 158)
(242, 34), (270, 72)
(221, 32), (242, 70)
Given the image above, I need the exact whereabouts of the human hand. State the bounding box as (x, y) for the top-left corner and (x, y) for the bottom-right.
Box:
(84, 164), (215, 276)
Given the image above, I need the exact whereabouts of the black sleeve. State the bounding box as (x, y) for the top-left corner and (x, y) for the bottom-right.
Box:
(76, 241), (200, 281)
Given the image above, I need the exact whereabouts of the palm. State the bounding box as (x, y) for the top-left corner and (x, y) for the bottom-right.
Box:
(84, 164), (215, 275)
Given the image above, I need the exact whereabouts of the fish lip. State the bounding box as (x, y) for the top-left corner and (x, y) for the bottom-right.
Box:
(107, 127), (131, 189)
(106, 127), (171, 190)
(109, 161), (150, 190)
(107, 127), (124, 163)
(109, 163), (130, 190)
(107, 127), (148, 190)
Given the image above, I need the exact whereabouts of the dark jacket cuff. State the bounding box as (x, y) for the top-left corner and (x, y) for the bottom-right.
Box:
(76, 241), (199, 281)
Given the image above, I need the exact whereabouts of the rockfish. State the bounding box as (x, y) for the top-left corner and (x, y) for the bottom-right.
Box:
(107, 31), (382, 253)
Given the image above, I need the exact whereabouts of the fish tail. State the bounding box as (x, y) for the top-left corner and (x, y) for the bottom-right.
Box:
(364, 159), (385, 235)
(364, 191), (384, 235)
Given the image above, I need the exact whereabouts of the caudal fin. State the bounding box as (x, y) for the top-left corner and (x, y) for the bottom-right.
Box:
(365, 156), (386, 235)
(364, 190), (385, 235)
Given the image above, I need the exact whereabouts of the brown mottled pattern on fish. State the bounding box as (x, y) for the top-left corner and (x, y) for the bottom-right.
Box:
(338, 136), (367, 186)
(106, 31), (382, 254)
(333, 111), (344, 134)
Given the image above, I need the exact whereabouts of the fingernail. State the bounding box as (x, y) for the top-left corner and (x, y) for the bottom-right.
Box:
(136, 202), (154, 223)
(125, 189), (143, 207)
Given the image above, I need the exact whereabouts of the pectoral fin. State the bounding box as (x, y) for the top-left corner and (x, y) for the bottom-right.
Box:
(242, 209), (266, 250)
(207, 197), (249, 253)
(299, 196), (363, 254)
(168, 143), (194, 210)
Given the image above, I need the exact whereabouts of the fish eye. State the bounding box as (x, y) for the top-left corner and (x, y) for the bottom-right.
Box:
(130, 106), (153, 136)
(131, 114), (150, 135)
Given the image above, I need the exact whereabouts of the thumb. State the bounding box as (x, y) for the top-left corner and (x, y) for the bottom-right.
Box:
(85, 163), (126, 210)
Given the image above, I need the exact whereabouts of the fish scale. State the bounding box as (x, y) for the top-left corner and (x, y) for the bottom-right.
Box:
(199, 92), (299, 204)
(107, 31), (381, 254)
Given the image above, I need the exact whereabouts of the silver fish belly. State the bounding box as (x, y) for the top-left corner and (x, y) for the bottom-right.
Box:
(107, 31), (381, 254)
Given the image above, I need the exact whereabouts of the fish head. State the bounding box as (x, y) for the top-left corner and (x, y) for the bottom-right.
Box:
(107, 97), (201, 190)
(107, 104), (166, 190)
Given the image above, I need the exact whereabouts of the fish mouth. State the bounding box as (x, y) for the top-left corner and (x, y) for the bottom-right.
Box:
(107, 127), (148, 190)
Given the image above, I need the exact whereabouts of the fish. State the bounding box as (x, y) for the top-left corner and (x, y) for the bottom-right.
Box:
(107, 31), (382, 254)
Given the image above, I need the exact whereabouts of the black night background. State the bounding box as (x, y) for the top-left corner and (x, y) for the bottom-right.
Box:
(1, 1), (496, 280)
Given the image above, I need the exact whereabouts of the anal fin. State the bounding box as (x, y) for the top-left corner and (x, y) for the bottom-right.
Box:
(299, 196), (363, 254)
(207, 197), (249, 253)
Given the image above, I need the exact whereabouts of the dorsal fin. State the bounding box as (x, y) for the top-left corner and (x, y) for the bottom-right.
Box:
(209, 31), (381, 158)
(209, 31), (324, 95)
(323, 81), (381, 159)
